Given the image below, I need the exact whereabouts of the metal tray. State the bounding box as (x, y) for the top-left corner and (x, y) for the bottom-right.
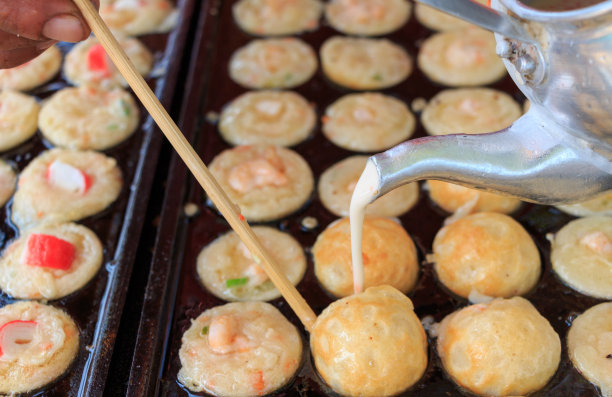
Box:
(129, 1), (606, 395)
(0, 0), (196, 395)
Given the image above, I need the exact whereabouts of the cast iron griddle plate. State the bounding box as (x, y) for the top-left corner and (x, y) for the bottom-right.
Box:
(132, 0), (605, 396)
(0, 0), (195, 395)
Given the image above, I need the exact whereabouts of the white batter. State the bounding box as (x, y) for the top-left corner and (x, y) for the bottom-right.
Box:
(349, 159), (381, 294)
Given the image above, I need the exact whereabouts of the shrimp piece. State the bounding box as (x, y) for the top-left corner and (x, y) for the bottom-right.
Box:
(237, 242), (269, 286)
(352, 107), (376, 123)
(255, 99), (284, 117)
(245, 263), (269, 286)
(228, 149), (289, 193)
(260, 45), (286, 73)
(446, 39), (486, 68)
(458, 98), (483, 115)
(208, 315), (250, 354)
(580, 231), (612, 256)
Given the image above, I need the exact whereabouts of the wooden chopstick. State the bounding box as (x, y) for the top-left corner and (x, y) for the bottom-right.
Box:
(72, 0), (317, 331)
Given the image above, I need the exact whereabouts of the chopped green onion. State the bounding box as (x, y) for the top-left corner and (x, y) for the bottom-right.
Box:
(107, 124), (118, 130)
(120, 99), (131, 117)
(226, 277), (249, 287)
(372, 73), (383, 81)
(284, 73), (293, 82)
(201, 326), (209, 335)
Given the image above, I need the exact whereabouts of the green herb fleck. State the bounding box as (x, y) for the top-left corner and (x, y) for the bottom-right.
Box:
(201, 326), (209, 335)
(107, 124), (118, 130)
(120, 99), (131, 117)
(284, 73), (293, 82)
(372, 73), (383, 81)
(226, 277), (249, 287)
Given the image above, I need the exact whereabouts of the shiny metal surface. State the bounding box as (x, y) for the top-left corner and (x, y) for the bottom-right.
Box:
(369, 0), (612, 205)
(371, 109), (612, 205)
(415, 0), (535, 43)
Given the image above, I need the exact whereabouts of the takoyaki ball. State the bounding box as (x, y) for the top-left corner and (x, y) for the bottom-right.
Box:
(0, 222), (103, 300)
(556, 189), (612, 217)
(321, 93), (415, 152)
(550, 216), (612, 299)
(418, 27), (506, 87)
(0, 46), (62, 92)
(421, 88), (522, 136)
(318, 156), (419, 217)
(219, 91), (315, 147)
(0, 301), (79, 394)
(311, 285), (428, 397)
(0, 160), (16, 207)
(426, 180), (522, 215)
(432, 212), (540, 301)
(414, 0), (488, 31)
(0, 91), (40, 152)
(197, 226), (306, 301)
(436, 297), (561, 396)
(12, 148), (123, 231)
(567, 302), (612, 397)
(208, 145), (314, 222)
(325, 0), (411, 36)
(100, 0), (179, 36)
(178, 301), (302, 396)
(39, 86), (139, 150)
(320, 36), (412, 90)
(233, 0), (323, 36)
(64, 36), (153, 89)
(229, 38), (317, 89)
(313, 217), (419, 298)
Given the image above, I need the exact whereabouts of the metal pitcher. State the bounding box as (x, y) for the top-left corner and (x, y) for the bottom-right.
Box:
(365, 0), (612, 205)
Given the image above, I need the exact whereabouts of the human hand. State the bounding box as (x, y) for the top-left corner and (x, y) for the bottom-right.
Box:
(0, 0), (99, 69)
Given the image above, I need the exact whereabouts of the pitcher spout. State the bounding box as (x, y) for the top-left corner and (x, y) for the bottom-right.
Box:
(369, 109), (612, 205)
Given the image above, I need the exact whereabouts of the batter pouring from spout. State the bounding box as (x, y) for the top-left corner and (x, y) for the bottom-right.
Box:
(349, 159), (381, 294)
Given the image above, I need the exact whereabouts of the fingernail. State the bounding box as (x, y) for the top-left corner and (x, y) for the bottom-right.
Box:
(42, 15), (85, 42)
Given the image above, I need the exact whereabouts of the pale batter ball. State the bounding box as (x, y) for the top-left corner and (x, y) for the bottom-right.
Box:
(39, 86), (139, 150)
(322, 93), (415, 152)
(421, 88), (522, 136)
(318, 156), (418, 217)
(0, 301), (79, 394)
(0, 46), (62, 92)
(197, 226), (306, 301)
(320, 36), (412, 90)
(12, 148), (123, 231)
(229, 38), (317, 89)
(311, 285), (428, 397)
(209, 145), (313, 222)
(567, 302), (612, 397)
(415, 0), (488, 32)
(233, 0), (323, 36)
(64, 36), (153, 89)
(100, 0), (179, 36)
(0, 160), (16, 208)
(0, 91), (40, 151)
(313, 217), (418, 298)
(556, 189), (612, 217)
(178, 301), (302, 396)
(418, 27), (506, 87)
(432, 212), (540, 301)
(0, 222), (103, 300)
(325, 0), (411, 36)
(219, 90), (315, 147)
(426, 180), (522, 215)
(550, 216), (612, 299)
(436, 297), (561, 396)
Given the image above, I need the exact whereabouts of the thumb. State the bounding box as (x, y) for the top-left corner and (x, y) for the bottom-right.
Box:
(0, 0), (98, 43)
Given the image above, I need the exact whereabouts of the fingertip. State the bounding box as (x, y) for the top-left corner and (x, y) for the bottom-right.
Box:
(42, 14), (87, 43)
